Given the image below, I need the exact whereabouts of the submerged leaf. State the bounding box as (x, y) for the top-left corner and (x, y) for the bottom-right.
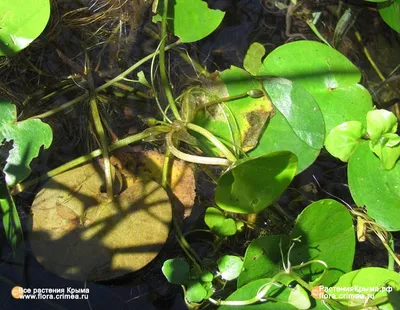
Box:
(29, 163), (172, 281)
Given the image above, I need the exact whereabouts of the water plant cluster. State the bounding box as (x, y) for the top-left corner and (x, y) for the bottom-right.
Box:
(1, 0), (400, 309)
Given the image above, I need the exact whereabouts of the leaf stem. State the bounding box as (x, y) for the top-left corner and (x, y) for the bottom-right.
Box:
(13, 128), (168, 194)
(161, 148), (202, 271)
(27, 41), (180, 120)
(159, 0), (181, 120)
(186, 123), (237, 162)
(166, 130), (231, 166)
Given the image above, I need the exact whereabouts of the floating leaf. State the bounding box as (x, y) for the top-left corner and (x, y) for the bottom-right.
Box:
(163, 258), (190, 285)
(369, 134), (400, 170)
(153, 0), (225, 43)
(0, 100), (53, 186)
(237, 235), (290, 288)
(290, 199), (355, 286)
(378, 0), (400, 33)
(217, 255), (243, 281)
(205, 207), (225, 229)
(244, 42), (266, 76)
(29, 163), (172, 281)
(348, 141), (400, 231)
(249, 77), (324, 173)
(260, 41), (373, 136)
(220, 278), (326, 310)
(193, 66), (273, 155)
(215, 151), (298, 214)
(325, 121), (365, 162)
(204, 207), (237, 236)
(238, 200), (355, 287)
(330, 267), (400, 309)
(367, 109), (398, 142)
(186, 281), (207, 303)
(0, 0), (50, 55)
(248, 109), (320, 173)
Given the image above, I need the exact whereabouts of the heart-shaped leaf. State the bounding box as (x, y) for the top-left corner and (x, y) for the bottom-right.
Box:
(217, 255), (243, 281)
(325, 121), (365, 162)
(163, 258), (190, 285)
(186, 281), (207, 303)
(204, 207), (237, 237)
(0, 100), (53, 186)
(238, 200), (355, 287)
(153, 0), (225, 43)
(244, 42), (266, 76)
(367, 109), (398, 142)
(348, 141), (400, 231)
(215, 151), (298, 214)
(370, 135), (400, 170)
(0, 0), (50, 55)
(259, 41), (373, 136)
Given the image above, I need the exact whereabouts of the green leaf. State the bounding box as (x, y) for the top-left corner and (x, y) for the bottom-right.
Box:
(153, 0), (225, 43)
(213, 218), (238, 237)
(0, 0), (50, 55)
(238, 200), (355, 287)
(348, 141), (400, 231)
(215, 151), (298, 214)
(236, 220), (245, 232)
(193, 66), (273, 155)
(260, 41), (373, 136)
(248, 109), (320, 174)
(248, 77), (324, 173)
(288, 284), (311, 310)
(219, 278), (325, 310)
(162, 258), (190, 285)
(244, 42), (266, 76)
(217, 255), (243, 281)
(325, 121), (365, 162)
(204, 207), (237, 236)
(0, 100), (53, 186)
(331, 267), (400, 309)
(290, 199), (355, 286)
(186, 280), (207, 303)
(205, 207), (225, 229)
(0, 178), (24, 260)
(262, 78), (325, 150)
(370, 137), (400, 170)
(238, 235), (290, 288)
(367, 109), (398, 142)
(378, 0), (400, 33)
